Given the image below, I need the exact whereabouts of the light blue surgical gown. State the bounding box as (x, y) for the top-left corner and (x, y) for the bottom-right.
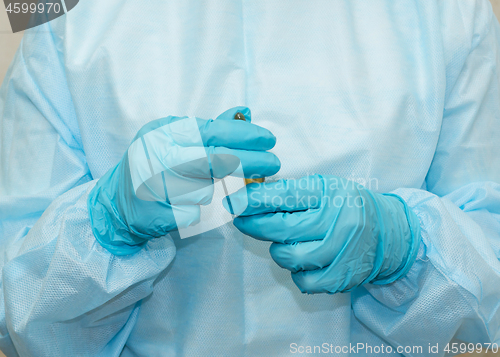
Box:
(1, 0), (500, 356)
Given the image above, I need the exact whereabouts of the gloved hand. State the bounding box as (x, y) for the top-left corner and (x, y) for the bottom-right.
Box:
(223, 174), (421, 293)
(88, 107), (280, 255)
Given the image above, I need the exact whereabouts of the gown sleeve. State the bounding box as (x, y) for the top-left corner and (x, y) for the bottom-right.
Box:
(352, 0), (500, 351)
(0, 20), (176, 357)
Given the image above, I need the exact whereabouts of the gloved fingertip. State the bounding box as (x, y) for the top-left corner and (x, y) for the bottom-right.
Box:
(232, 216), (245, 231)
(247, 152), (281, 178)
(262, 131), (277, 150)
(222, 196), (234, 215)
(224, 190), (249, 216)
(270, 132), (277, 147)
(271, 154), (281, 173)
(233, 217), (255, 237)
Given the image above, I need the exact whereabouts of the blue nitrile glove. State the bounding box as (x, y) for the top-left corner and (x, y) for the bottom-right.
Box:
(223, 174), (421, 293)
(88, 107), (280, 255)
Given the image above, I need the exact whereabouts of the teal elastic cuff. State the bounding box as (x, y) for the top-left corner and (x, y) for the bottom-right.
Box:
(87, 184), (150, 256)
(371, 193), (422, 285)
(93, 238), (145, 256)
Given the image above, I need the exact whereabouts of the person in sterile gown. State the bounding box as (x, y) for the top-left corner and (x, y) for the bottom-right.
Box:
(1, 0), (500, 356)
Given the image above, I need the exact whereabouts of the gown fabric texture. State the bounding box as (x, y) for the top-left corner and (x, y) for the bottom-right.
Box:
(0, 0), (500, 356)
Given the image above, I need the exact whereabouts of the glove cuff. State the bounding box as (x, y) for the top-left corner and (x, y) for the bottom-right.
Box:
(87, 172), (152, 256)
(371, 193), (422, 285)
